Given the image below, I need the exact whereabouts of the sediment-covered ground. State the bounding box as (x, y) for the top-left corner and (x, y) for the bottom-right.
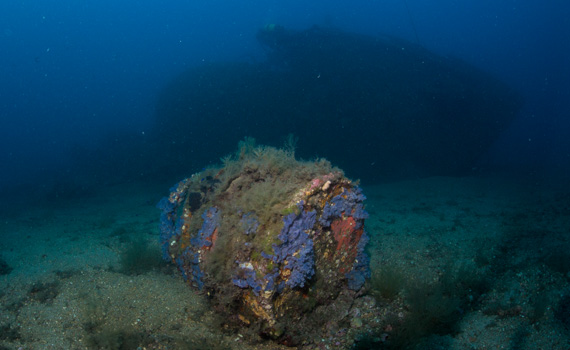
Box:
(1, 176), (569, 349)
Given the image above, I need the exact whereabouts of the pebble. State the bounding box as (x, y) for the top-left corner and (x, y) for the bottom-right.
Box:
(351, 317), (363, 328)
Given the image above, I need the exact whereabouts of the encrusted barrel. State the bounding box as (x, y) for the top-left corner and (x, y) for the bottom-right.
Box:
(157, 142), (370, 345)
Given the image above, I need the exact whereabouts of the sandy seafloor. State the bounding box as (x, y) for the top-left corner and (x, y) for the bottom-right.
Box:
(1, 175), (569, 350)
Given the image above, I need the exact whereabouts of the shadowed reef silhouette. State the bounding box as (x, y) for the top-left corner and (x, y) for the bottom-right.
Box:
(153, 25), (522, 183)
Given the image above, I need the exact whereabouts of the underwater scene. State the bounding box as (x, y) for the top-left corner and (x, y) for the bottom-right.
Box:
(1, 1), (569, 349)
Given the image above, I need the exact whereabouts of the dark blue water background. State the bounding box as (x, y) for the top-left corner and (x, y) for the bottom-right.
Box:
(1, 0), (568, 193)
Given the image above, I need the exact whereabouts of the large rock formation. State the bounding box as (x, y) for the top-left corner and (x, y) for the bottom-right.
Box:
(154, 25), (523, 182)
(157, 140), (370, 345)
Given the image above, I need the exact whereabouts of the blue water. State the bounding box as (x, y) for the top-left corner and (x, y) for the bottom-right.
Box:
(1, 2), (570, 348)
(1, 0), (569, 195)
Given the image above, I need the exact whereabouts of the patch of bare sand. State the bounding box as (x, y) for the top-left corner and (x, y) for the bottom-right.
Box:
(363, 176), (570, 349)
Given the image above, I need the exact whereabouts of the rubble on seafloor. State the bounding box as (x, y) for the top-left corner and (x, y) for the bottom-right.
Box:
(156, 139), (386, 347)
